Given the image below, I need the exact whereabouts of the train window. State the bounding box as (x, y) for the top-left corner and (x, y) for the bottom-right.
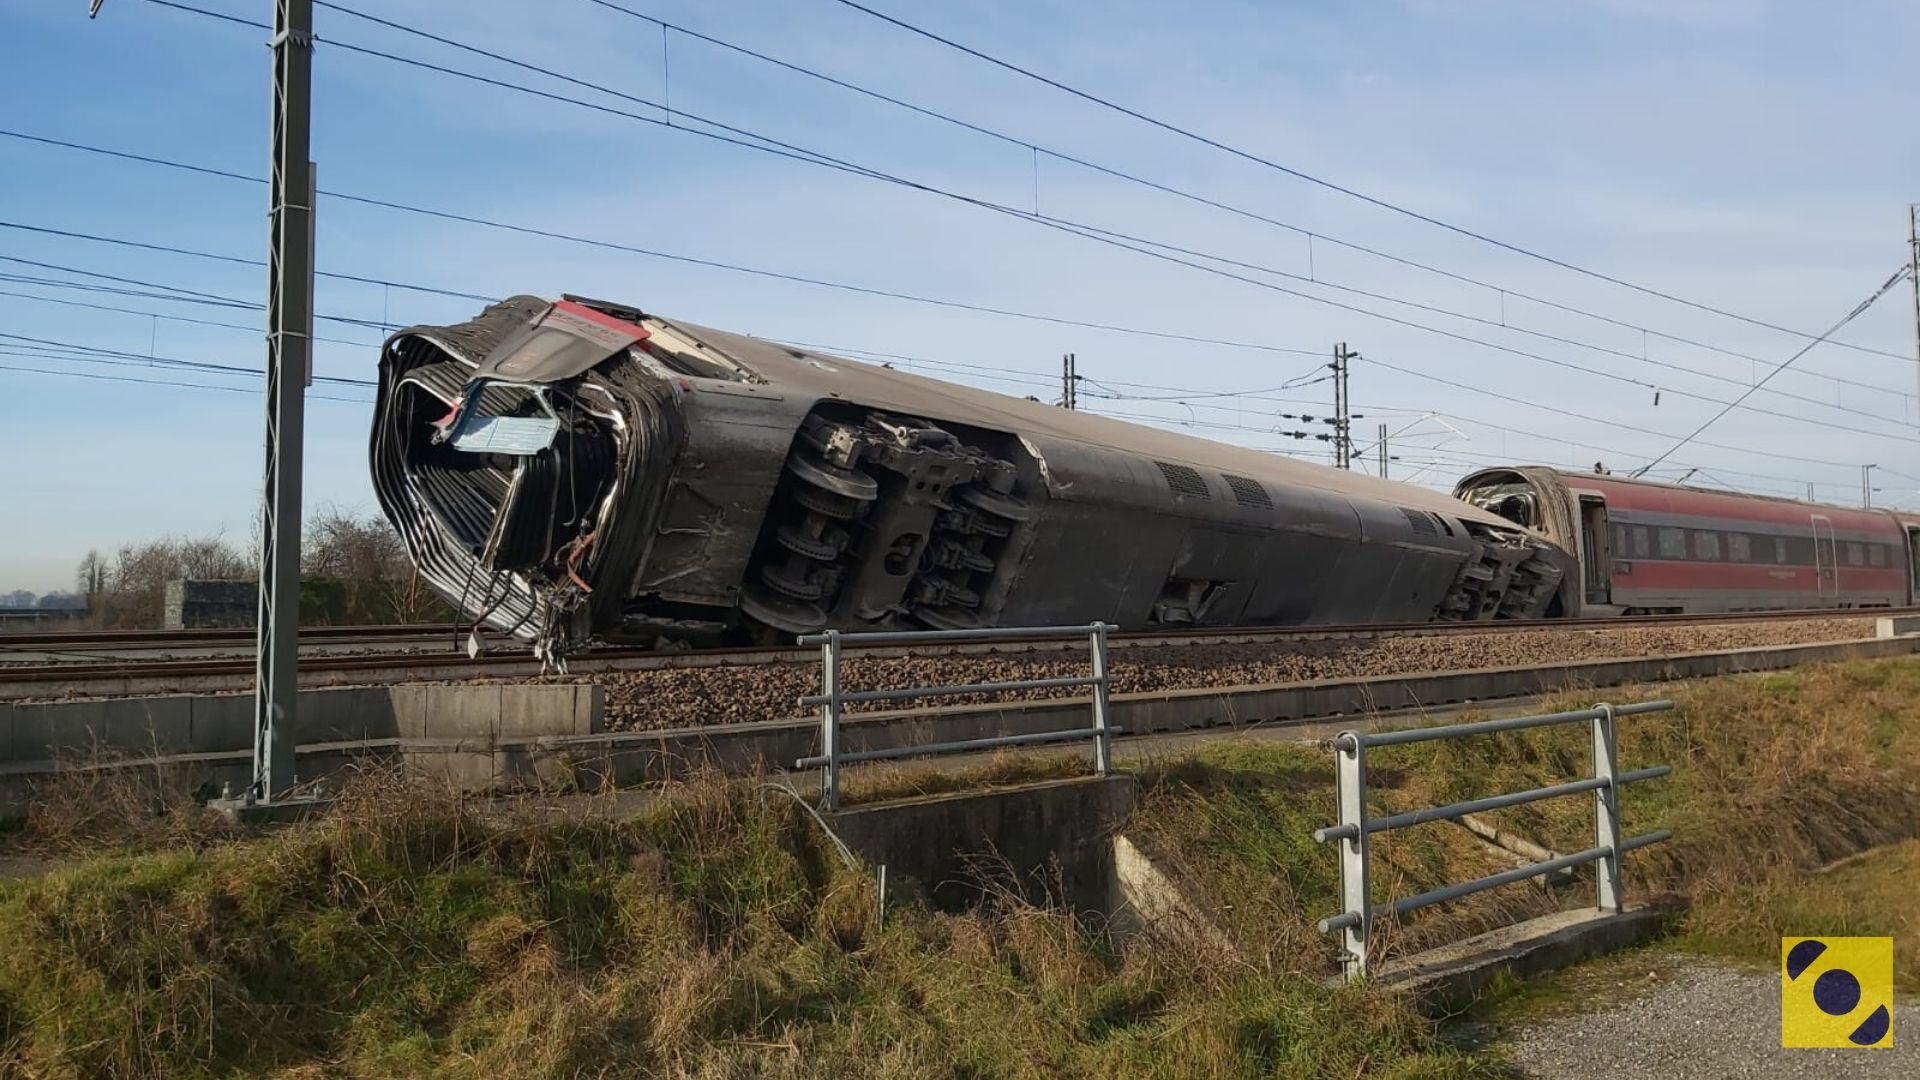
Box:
(1612, 524), (1628, 556)
(1693, 531), (1720, 561)
(1870, 544), (1887, 567)
(1632, 526), (1650, 558)
(1847, 542), (1865, 567)
(1658, 528), (1687, 559)
(1774, 537), (1788, 564)
(1727, 533), (1751, 562)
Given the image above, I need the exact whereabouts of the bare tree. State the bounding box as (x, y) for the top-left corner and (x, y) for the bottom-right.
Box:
(303, 507), (449, 624)
(76, 549), (108, 600)
(75, 534), (250, 629)
(69, 513), (446, 629)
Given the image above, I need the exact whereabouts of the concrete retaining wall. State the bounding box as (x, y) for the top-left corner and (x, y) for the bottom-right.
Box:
(829, 776), (1139, 913)
(0, 683), (601, 765)
(456, 632), (1920, 792)
(5, 634), (1914, 805)
(163, 579), (256, 629)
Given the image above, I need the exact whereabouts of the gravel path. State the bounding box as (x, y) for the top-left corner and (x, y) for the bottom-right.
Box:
(585, 617), (1874, 731)
(1501, 955), (1913, 1078)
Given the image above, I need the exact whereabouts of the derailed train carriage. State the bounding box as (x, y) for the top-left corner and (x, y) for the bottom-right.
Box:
(370, 295), (1574, 658)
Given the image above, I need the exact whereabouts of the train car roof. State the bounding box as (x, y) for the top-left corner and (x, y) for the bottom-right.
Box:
(661, 315), (1522, 531)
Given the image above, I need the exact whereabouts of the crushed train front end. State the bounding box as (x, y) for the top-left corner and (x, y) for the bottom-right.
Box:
(370, 295), (693, 660)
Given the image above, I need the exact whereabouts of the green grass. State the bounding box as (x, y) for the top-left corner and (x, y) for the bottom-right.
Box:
(9, 657), (1920, 1075)
(1125, 740), (1541, 972)
(0, 773), (1492, 1079)
(1389, 659), (1920, 986)
(1675, 838), (1920, 991)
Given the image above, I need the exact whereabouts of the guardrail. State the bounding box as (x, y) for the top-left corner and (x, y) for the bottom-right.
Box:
(1313, 700), (1674, 981)
(794, 623), (1118, 811)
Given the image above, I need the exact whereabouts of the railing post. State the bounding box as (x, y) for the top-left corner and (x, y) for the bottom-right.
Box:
(1089, 622), (1113, 775)
(820, 629), (842, 812)
(1334, 731), (1371, 980)
(1591, 702), (1622, 912)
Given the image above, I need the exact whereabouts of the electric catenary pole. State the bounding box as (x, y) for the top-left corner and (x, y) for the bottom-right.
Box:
(253, 0), (316, 803)
(1060, 352), (1076, 409)
(1331, 343), (1355, 469)
(1909, 204), (1919, 416)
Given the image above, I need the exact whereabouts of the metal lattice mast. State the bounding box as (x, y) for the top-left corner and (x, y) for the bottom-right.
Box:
(1332, 343), (1353, 469)
(252, 0), (316, 802)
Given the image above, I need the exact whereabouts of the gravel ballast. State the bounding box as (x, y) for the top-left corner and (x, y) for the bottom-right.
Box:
(584, 617), (1876, 732)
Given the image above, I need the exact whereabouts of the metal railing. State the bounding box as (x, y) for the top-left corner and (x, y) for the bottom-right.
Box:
(1312, 700), (1674, 981)
(794, 623), (1117, 811)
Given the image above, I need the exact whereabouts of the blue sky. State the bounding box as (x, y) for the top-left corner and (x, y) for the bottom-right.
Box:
(2, 0), (1917, 593)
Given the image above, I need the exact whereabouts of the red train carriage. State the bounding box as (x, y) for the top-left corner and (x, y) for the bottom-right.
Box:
(1455, 467), (1916, 616)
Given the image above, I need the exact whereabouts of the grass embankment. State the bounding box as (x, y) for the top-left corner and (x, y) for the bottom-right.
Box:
(1403, 660), (1920, 985)
(1121, 658), (1920, 989)
(0, 777), (1490, 1079)
(1125, 742), (1547, 972)
(4, 658), (1916, 1075)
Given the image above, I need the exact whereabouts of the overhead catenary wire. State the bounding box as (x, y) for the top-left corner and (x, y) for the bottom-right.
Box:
(0, 287), (380, 348)
(824, 0), (1916, 365)
(0, 183), (1889, 499)
(7, 125), (1905, 445)
(33, 1), (1904, 507)
(574, 0), (1910, 398)
(289, 12), (1920, 428)
(0, 211), (1329, 361)
(3, 216), (1892, 485)
(92, 5), (1920, 435)
(772, 334), (1885, 492)
(0, 361), (370, 403)
(1632, 266), (1916, 476)
(0, 331), (377, 387)
(1, 237), (1879, 500)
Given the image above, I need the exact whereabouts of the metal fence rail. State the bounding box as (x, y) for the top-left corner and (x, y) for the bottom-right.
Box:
(1312, 700), (1674, 980)
(794, 623), (1117, 810)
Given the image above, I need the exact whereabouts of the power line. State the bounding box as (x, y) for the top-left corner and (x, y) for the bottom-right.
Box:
(1352, 354), (1874, 471)
(0, 210), (1328, 361)
(97, 8), (1918, 433)
(0, 331), (375, 387)
(824, 0), (1916, 365)
(773, 333), (1877, 493)
(9, 248), (1892, 503)
(0, 253), (409, 332)
(6, 155), (1888, 490)
(0, 287), (378, 348)
(13, 124), (1903, 445)
(0, 221), (495, 306)
(291, 12), (1920, 431)
(8, 210), (1884, 482)
(573, 1), (1910, 401)
(1633, 266), (1915, 475)
(0, 361), (369, 402)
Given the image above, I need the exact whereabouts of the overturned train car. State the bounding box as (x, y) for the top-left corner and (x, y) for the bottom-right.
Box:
(370, 296), (1573, 657)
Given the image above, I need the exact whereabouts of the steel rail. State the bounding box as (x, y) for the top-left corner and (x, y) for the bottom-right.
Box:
(0, 604), (1899, 686)
(0, 621), (461, 649)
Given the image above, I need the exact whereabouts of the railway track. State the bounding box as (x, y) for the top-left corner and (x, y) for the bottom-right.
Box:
(0, 606), (1906, 700)
(0, 622), (460, 651)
